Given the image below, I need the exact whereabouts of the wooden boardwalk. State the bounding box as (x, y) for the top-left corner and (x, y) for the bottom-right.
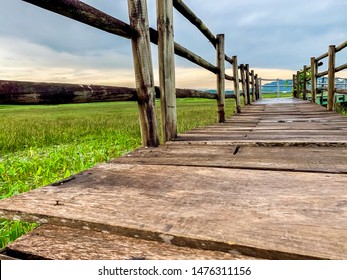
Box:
(0, 98), (346, 260)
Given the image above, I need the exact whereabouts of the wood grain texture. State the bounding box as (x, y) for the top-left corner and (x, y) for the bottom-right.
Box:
(327, 45), (336, 111)
(216, 34), (226, 123)
(175, 99), (347, 145)
(232, 56), (242, 113)
(0, 163), (346, 259)
(5, 224), (260, 260)
(157, 0), (177, 142)
(1, 98), (346, 260)
(240, 64), (248, 104)
(0, 80), (137, 104)
(245, 64), (251, 105)
(113, 145), (347, 173)
(128, 0), (160, 147)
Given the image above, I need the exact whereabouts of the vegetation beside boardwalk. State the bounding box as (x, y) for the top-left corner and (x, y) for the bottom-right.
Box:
(0, 98), (238, 248)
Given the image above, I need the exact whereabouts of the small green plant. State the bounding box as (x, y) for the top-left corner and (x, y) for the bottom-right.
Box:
(0, 220), (37, 249)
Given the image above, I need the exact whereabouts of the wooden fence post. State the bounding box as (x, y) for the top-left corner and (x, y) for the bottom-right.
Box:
(128, 0), (159, 147)
(245, 64), (251, 104)
(157, 0), (177, 142)
(254, 74), (259, 100)
(327, 45), (336, 111)
(276, 78), (280, 98)
(216, 34), (225, 123)
(232, 56), (241, 113)
(240, 64), (248, 105)
(260, 77), (262, 99)
(293, 74), (296, 98)
(310, 57), (317, 104)
(251, 70), (255, 102)
(296, 71), (301, 99)
(303, 65), (307, 100)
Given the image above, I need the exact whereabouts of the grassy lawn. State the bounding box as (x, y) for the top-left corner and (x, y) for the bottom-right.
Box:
(0, 98), (238, 248)
(261, 92), (293, 98)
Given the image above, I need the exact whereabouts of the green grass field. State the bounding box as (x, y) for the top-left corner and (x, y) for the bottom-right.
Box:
(261, 92), (293, 98)
(0, 98), (238, 248)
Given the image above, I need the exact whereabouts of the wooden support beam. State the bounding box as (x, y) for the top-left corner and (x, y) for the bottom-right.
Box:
(317, 70), (329, 78)
(171, 0), (235, 66)
(296, 71), (301, 99)
(216, 34), (225, 123)
(232, 56), (241, 113)
(128, 0), (159, 147)
(335, 89), (347, 95)
(335, 63), (347, 73)
(245, 64), (251, 105)
(315, 52), (328, 62)
(310, 57), (317, 103)
(240, 64), (248, 104)
(251, 70), (255, 102)
(0, 80), (137, 104)
(259, 77), (263, 99)
(254, 74), (259, 101)
(149, 28), (218, 75)
(336, 39), (347, 52)
(303, 65), (307, 100)
(327, 45), (336, 111)
(22, 0), (136, 39)
(157, 0), (177, 142)
(172, 0), (216, 46)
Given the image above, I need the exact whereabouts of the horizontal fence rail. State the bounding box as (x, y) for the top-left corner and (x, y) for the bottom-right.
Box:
(294, 39), (347, 111)
(19, 0), (261, 146)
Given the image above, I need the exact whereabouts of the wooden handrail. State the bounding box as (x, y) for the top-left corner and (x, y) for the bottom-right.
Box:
(172, 0), (233, 64)
(173, 0), (216, 46)
(22, 0), (136, 39)
(315, 52), (328, 62)
(19, 0), (261, 145)
(336, 39), (347, 52)
(298, 39), (347, 111)
(335, 63), (347, 73)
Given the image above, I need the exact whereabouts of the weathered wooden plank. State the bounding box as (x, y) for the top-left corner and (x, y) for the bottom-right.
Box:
(128, 0), (159, 147)
(113, 145), (347, 173)
(0, 253), (18, 260)
(0, 163), (346, 259)
(5, 224), (258, 260)
(170, 139), (347, 147)
(176, 134), (347, 144)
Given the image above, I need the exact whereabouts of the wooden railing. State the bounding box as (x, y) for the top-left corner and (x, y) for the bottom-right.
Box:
(294, 39), (347, 110)
(21, 0), (261, 146)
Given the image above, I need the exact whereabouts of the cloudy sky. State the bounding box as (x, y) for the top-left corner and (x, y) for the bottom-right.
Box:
(0, 0), (346, 89)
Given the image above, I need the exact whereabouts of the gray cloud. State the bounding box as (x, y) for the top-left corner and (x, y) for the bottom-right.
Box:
(0, 0), (346, 85)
